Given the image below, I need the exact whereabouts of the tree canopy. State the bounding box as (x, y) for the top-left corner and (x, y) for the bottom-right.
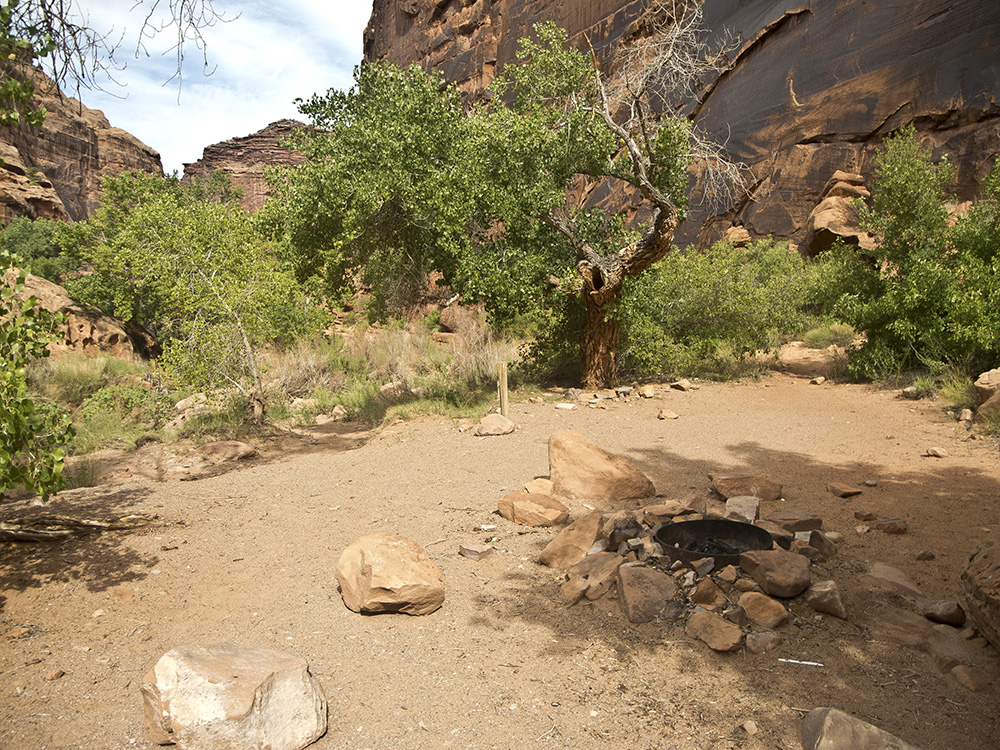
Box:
(273, 1), (749, 387)
(66, 170), (317, 417)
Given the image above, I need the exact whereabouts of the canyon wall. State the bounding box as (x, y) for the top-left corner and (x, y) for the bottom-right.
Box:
(0, 68), (162, 224)
(364, 0), (1000, 248)
(182, 119), (307, 213)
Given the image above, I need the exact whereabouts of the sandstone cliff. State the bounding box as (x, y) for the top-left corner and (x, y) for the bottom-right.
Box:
(364, 0), (1000, 248)
(182, 120), (307, 212)
(0, 67), (163, 223)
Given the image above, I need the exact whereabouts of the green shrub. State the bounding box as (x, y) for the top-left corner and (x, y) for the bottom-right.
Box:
(939, 375), (979, 412)
(0, 217), (78, 282)
(31, 353), (147, 406)
(63, 456), (102, 489)
(818, 126), (1000, 379)
(803, 322), (855, 349)
(617, 239), (809, 379)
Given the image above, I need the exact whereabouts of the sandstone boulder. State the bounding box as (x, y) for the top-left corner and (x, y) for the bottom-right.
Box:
(767, 509), (823, 532)
(725, 496), (760, 523)
(806, 580), (848, 620)
(474, 413), (515, 436)
(740, 549), (811, 598)
(201, 441), (257, 462)
(962, 528), (1000, 649)
(438, 303), (483, 333)
(710, 473), (782, 502)
(686, 611), (743, 652)
(141, 642), (327, 750)
(548, 430), (654, 503)
(920, 600), (966, 628)
(803, 172), (876, 256)
(335, 533), (444, 615)
(973, 367), (1000, 404)
(977, 391), (1000, 421)
(497, 492), (569, 527)
(863, 562), (924, 601)
(802, 707), (922, 750)
(4, 267), (157, 359)
(539, 511), (603, 569)
(738, 591), (789, 629)
(689, 577), (725, 609)
(560, 551), (626, 603)
(618, 564), (679, 622)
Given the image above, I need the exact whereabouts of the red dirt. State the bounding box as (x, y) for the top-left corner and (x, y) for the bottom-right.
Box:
(1, 374), (998, 749)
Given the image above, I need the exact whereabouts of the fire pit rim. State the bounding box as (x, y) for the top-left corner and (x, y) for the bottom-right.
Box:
(654, 518), (774, 568)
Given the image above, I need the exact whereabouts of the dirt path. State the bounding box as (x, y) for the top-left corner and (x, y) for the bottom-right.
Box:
(2, 375), (998, 750)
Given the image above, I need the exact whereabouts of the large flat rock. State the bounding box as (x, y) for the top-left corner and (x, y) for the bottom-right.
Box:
(141, 642), (327, 750)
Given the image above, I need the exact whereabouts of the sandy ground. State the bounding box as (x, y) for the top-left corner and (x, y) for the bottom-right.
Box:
(1, 374), (998, 750)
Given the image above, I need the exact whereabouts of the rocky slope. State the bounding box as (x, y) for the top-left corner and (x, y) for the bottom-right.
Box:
(364, 0), (1000, 248)
(0, 67), (162, 223)
(182, 120), (307, 212)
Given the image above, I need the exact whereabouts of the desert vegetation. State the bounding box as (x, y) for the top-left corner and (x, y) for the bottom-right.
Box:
(2, 5), (999, 502)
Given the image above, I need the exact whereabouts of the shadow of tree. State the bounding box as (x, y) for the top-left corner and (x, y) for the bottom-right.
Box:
(469, 439), (1000, 748)
(0, 485), (159, 604)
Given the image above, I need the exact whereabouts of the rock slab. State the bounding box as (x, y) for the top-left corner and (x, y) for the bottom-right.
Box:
(618, 564), (679, 622)
(497, 491), (569, 527)
(335, 532), (444, 615)
(539, 511), (603, 569)
(686, 611), (743, 652)
(802, 707), (922, 750)
(710, 473), (782, 502)
(141, 642), (327, 750)
(548, 430), (655, 503)
(740, 549), (811, 598)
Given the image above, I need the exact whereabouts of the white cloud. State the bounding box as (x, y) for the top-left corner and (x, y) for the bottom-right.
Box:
(76, 0), (373, 173)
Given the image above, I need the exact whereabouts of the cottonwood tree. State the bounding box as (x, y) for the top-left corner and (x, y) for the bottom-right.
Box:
(68, 171), (313, 420)
(277, 1), (748, 387)
(482, 2), (749, 386)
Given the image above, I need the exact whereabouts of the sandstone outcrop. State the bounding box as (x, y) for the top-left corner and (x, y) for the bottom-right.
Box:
(182, 120), (307, 212)
(364, 0), (1000, 248)
(0, 67), (162, 223)
(4, 267), (157, 359)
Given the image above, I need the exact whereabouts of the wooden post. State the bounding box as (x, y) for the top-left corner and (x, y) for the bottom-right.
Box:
(498, 362), (509, 418)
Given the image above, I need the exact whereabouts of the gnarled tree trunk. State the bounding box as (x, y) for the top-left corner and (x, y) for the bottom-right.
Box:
(581, 290), (621, 389)
(575, 207), (675, 388)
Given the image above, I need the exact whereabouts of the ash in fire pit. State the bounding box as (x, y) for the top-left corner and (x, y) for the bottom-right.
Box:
(655, 518), (773, 568)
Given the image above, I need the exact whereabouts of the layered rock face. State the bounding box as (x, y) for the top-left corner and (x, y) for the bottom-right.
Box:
(0, 67), (162, 223)
(182, 120), (307, 212)
(364, 0), (1000, 247)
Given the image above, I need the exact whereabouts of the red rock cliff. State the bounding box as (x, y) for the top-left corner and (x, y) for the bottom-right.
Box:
(182, 120), (307, 213)
(0, 67), (163, 223)
(364, 0), (1000, 247)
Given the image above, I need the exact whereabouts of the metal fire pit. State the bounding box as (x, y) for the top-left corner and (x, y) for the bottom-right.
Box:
(654, 518), (773, 568)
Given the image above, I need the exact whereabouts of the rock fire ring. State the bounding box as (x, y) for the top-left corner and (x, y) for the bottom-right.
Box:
(654, 518), (774, 568)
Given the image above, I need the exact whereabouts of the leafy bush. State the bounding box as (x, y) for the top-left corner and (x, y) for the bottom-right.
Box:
(818, 126), (1000, 379)
(616, 240), (809, 379)
(1, 254), (73, 498)
(0, 217), (78, 282)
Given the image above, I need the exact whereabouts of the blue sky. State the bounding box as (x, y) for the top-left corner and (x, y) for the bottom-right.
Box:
(76, 1), (374, 174)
